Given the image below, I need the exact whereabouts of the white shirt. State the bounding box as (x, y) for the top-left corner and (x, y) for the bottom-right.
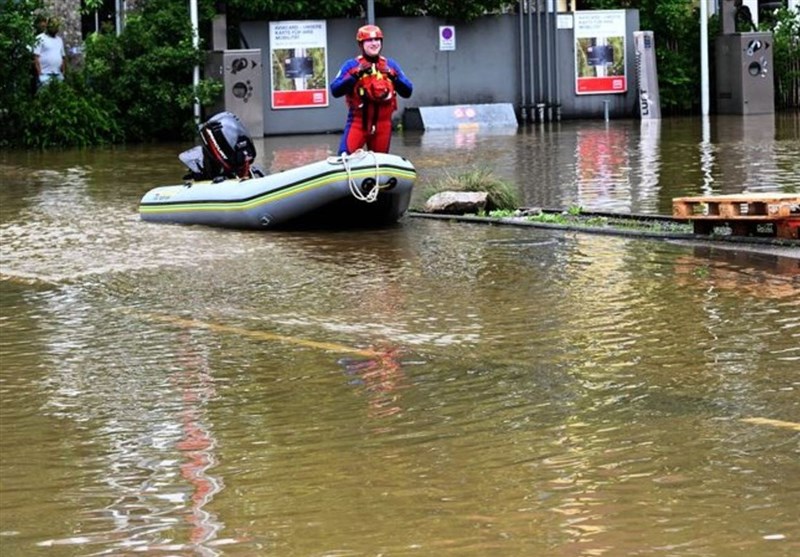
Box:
(34, 33), (65, 76)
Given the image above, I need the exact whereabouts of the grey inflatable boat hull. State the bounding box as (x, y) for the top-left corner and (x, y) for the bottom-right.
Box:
(139, 151), (416, 229)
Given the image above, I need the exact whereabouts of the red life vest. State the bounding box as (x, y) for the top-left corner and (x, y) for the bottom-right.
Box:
(353, 55), (397, 108)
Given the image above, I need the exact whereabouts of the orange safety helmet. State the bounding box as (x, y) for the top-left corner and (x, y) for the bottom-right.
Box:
(356, 24), (383, 43)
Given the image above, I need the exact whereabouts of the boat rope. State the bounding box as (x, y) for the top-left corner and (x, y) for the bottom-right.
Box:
(335, 149), (382, 203)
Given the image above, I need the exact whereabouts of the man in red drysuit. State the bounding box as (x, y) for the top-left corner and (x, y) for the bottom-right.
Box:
(330, 25), (413, 155)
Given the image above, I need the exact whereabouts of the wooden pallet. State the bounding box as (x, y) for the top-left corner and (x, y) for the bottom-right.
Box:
(672, 193), (800, 239)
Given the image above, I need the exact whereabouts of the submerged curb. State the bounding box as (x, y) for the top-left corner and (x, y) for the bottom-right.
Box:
(406, 211), (800, 250)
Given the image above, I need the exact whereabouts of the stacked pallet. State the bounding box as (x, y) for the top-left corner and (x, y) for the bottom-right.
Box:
(672, 193), (800, 239)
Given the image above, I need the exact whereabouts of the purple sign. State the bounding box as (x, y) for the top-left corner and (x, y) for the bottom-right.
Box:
(439, 26), (455, 51)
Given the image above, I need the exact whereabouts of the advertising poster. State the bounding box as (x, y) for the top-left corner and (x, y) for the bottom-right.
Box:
(269, 20), (329, 109)
(574, 10), (627, 95)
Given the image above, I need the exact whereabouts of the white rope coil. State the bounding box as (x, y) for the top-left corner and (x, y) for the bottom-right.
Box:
(330, 149), (383, 203)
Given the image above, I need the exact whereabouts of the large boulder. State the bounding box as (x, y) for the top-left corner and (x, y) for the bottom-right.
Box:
(423, 191), (490, 215)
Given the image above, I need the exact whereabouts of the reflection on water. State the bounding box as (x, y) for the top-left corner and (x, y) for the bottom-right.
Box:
(341, 347), (408, 421)
(17, 288), (229, 555)
(2, 113), (798, 223)
(575, 125), (633, 210)
(1, 115), (799, 556)
(173, 333), (224, 555)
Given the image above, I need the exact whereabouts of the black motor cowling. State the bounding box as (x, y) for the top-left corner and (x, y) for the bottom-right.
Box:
(179, 112), (263, 181)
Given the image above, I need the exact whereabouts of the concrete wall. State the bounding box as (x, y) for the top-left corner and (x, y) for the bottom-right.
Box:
(239, 11), (642, 136)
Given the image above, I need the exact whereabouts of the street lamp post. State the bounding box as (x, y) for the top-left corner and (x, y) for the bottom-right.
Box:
(700, 0), (709, 116)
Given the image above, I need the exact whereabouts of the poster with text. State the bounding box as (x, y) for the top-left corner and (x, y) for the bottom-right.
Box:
(574, 10), (627, 95)
(270, 20), (329, 109)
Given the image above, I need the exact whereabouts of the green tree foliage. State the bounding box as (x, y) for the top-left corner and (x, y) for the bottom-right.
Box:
(227, 0), (363, 20)
(83, 0), (221, 142)
(644, 1), (703, 113)
(226, 0), (513, 22)
(16, 77), (123, 148)
(765, 7), (800, 108)
(0, 0), (122, 148)
(0, 0), (221, 148)
(376, 0), (512, 20)
(0, 0), (44, 146)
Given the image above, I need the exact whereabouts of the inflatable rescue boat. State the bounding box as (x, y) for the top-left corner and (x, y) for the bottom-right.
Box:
(138, 112), (416, 229)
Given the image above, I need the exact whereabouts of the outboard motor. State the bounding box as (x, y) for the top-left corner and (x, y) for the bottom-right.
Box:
(179, 111), (264, 182)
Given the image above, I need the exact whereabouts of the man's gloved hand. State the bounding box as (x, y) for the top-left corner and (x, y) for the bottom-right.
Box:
(385, 69), (398, 82)
(351, 63), (373, 79)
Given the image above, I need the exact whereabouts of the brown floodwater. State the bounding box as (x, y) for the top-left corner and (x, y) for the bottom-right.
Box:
(1, 114), (798, 556)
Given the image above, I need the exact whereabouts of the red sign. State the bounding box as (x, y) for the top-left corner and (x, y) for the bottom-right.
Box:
(272, 89), (328, 109)
(577, 76), (627, 94)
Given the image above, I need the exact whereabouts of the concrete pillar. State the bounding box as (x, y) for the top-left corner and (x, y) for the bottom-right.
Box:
(720, 0), (738, 35)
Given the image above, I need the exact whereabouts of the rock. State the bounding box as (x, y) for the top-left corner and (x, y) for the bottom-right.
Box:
(423, 191), (490, 214)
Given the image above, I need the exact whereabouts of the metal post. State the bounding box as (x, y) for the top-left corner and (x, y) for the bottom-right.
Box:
(519, 0), (528, 122)
(529, 1), (537, 122)
(544, 0), (554, 122)
(190, 0), (200, 125)
(115, 0), (124, 36)
(700, 0), (709, 116)
(700, 115), (713, 195)
(536, 1), (544, 121)
(552, 1), (561, 121)
(366, 0), (375, 25)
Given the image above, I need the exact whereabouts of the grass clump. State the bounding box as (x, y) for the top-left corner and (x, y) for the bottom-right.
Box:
(420, 167), (521, 211)
(487, 209), (518, 218)
(524, 211), (694, 234)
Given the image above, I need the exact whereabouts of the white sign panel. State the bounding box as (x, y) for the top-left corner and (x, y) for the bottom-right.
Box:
(557, 14), (574, 30)
(574, 10), (628, 95)
(269, 20), (329, 109)
(439, 26), (456, 51)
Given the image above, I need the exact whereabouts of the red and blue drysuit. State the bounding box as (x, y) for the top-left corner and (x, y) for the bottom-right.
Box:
(330, 55), (413, 155)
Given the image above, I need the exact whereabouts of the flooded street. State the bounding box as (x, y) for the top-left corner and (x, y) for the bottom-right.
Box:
(1, 114), (799, 556)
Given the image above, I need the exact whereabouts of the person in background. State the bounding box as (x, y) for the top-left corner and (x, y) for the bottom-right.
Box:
(30, 15), (48, 94)
(33, 17), (66, 87)
(330, 24), (413, 155)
